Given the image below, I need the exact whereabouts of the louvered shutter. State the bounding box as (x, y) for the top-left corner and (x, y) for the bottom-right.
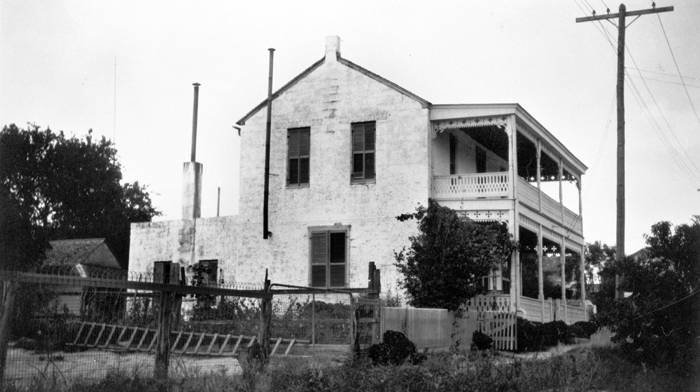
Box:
(310, 232), (328, 287)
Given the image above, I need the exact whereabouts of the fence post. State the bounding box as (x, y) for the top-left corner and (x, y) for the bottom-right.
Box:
(259, 269), (272, 362)
(154, 264), (174, 382)
(311, 293), (315, 346)
(0, 281), (17, 386)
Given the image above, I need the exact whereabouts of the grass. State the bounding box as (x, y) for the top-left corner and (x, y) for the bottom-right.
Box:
(2, 347), (697, 392)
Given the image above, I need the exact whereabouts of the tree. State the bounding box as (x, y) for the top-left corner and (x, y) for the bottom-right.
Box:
(584, 241), (615, 292)
(595, 217), (700, 373)
(0, 123), (159, 268)
(394, 200), (516, 311)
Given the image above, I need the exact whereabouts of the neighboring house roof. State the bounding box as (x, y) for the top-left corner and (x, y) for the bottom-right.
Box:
(629, 248), (649, 261)
(44, 238), (121, 269)
(235, 54), (431, 126)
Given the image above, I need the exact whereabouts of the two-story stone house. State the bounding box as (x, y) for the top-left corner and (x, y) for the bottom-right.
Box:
(129, 36), (588, 323)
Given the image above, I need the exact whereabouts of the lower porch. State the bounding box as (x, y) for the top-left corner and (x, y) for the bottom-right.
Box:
(477, 217), (589, 325)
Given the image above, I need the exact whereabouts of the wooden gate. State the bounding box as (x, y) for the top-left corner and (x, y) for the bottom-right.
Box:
(476, 311), (517, 351)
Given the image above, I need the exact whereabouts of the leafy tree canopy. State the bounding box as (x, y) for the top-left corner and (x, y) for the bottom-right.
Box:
(394, 200), (516, 311)
(0, 123), (160, 269)
(594, 217), (700, 372)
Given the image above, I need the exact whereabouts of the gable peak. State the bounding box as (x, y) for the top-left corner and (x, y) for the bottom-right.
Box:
(325, 35), (340, 62)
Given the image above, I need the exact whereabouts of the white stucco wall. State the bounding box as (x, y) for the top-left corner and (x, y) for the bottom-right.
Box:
(431, 132), (508, 176)
(236, 53), (430, 294)
(129, 49), (431, 295)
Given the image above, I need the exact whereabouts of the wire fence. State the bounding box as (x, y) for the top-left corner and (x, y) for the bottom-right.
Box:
(0, 266), (381, 387)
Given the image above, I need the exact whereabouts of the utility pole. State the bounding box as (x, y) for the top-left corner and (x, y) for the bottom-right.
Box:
(576, 3), (673, 299)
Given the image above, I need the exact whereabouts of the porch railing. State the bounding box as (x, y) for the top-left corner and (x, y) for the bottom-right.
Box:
(432, 172), (510, 200)
(516, 178), (582, 234)
(518, 295), (588, 324)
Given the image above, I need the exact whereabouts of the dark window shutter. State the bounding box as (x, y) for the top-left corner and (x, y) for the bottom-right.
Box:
(364, 124), (375, 151)
(288, 130), (299, 156)
(352, 127), (363, 152)
(311, 265), (326, 287)
(299, 129), (310, 155)
(299, 157), (309, 184)
(352, 154), (363, 178)
(330, 264), (345, 287)
(365, 153), (375, 179)
(289, 158), (299, 184)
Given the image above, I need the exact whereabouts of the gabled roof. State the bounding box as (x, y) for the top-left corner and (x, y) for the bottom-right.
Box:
(44, 238), (121, 269)
(235, 55), (431, 126)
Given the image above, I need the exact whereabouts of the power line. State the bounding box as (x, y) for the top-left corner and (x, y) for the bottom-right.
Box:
(625, 45), (700, 179)
(631, 288), (700, 321)
(656, 14), (700, 127)
(627, 66), (700, 82)
(627, 74), (700, 89)
(573, 1), (699, 182)
(625, 72), (700, 182)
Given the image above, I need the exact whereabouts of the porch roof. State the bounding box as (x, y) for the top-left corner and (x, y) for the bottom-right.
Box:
(429, 103), (588, 176)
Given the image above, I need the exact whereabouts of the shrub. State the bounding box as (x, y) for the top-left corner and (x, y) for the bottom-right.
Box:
(517, 318), (594, 352)
(368, 330), (425, 366)
(470, 330), (492, 351)
(569, 320), (598, 339)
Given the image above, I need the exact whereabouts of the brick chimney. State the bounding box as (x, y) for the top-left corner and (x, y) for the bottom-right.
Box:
(325, 35), (340, 62)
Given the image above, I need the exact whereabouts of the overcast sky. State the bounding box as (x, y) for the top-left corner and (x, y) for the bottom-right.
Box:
(2, 0), (699, 252)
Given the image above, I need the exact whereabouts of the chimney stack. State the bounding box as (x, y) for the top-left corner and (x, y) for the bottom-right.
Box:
(325, 36), (340, 62)
(183, 83), (203, 220)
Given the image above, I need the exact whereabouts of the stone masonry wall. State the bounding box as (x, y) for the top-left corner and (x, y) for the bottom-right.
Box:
(130, 45), (431, 296)
(236, 52), (431, 294)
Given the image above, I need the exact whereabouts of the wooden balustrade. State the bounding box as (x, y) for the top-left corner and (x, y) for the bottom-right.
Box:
(432, 172), (510, 199)
(516, 178), (582, 234)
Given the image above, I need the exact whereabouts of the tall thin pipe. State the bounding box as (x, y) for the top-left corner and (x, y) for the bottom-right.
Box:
(191, 83), (201, 162)
(263, 49), (274, 239)
(216, 186), (221, 217)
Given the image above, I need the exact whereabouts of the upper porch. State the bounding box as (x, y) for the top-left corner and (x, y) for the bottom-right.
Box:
(429, 104), (587, 236)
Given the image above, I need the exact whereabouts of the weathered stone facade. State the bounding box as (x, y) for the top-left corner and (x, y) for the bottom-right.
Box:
(129, 37), (431, 293)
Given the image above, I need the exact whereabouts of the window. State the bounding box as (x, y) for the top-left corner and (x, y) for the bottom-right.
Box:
(351, 122), (375, 182)
(288, 127), (310, 186)
(476, 146), (487, 173)
(310, 230), (347, 288)
(449, 134), (457, 175)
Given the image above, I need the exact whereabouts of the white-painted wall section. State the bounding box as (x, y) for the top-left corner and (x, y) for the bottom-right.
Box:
(129, 37), (431, 293)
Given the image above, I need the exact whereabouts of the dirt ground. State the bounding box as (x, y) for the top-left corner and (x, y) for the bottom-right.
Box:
(5, 348), (242, 384)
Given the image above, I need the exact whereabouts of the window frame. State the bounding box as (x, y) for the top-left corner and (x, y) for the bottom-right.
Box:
(350, 121), (376, 184)
(308, 225), (350, 288)
(287, 127), (311, 188)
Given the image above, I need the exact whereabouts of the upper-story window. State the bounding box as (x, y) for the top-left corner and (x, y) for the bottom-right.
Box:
(351, 121), (375, 182)
(288, 127), (310, 186)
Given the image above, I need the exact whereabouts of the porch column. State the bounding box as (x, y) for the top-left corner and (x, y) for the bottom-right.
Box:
(560, 237), (567, 324)
(536, 140), (542, 212)
(558, 159), (564, 224)
(537, 223), (545, 323)
(579, 246), (586, 301)
(577, 176), (583, 217)
(507, 117), (519, 312)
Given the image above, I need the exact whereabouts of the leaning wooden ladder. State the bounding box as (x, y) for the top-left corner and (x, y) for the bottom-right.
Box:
(66, 321), (307, 356)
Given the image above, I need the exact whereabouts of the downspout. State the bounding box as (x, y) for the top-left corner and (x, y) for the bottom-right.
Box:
(263, 48), (275, 239)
